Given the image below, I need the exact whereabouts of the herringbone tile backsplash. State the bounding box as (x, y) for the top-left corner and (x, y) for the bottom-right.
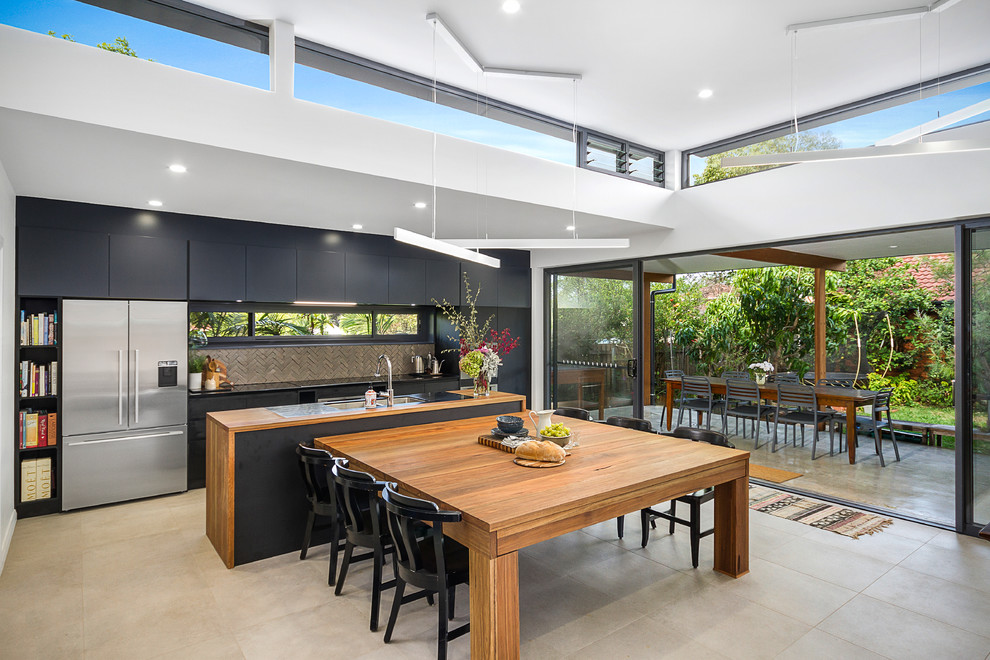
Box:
(192, 344), (435, 384)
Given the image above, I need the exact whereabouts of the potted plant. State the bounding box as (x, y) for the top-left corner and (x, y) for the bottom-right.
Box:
(188, 353), (207, 391)
(749, 361), (774, 385)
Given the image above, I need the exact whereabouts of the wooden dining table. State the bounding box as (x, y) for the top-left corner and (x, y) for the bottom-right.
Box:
(316, 413), (750, 659)
(663, 377), (877, 464)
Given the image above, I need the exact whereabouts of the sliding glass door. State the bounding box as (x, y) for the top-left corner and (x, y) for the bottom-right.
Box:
(548, 263), (642, 420)
(966, 227), (990, 532)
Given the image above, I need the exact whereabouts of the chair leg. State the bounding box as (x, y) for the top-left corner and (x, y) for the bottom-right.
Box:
(771, 415), (780, 452)
(334, 541), (354, 596)
(754, 415), (762, 449)
(689, 500), (702, 569)
(370, 546), (384, 631)
(811, 422), (820, 460)
(874, 424), (886, 467)
(616, 516), (624, 538)
(383, 577), (405, 644)
(300, 510), (315, 560)
(668, 500), (677, 534)
(888, 413), (901, 462)
(328, 521), (340, 586)
(448, 585), (456, 620)
(640, 509), (650, 548)
(437, 582), (450, 660)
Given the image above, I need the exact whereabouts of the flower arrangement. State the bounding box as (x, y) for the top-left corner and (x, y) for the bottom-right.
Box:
(436, 275), (520, 396)
(748, 361), (775, 374)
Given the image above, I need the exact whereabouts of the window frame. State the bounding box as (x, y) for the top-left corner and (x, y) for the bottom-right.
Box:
(579, 130), (665, 186)
(189, 302), (434, 347)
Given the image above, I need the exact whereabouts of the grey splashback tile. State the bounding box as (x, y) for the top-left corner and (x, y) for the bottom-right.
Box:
(191, 344), (434, 385)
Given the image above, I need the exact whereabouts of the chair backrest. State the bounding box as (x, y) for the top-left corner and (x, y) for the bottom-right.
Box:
(873, 388), (893, 413)
(670, 426), (735, 448)
(817, 376), (855, 388)
(296, 444), (335, 508)
(555, 406), (591, 421)
(777, 383), (816, 409)
(664, 369), (684, 379)
(725, 378), (760, 403)
(681, 375), (712, 398)
(774, 373), (801, 384)
(605, 416), (654, 433)
(331, 462), (387, 539)
(382, 483), (461, 578)
(721, 371), (750, 380)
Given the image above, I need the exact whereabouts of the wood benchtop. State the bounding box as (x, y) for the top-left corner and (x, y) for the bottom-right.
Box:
(207, 389), (526, 433)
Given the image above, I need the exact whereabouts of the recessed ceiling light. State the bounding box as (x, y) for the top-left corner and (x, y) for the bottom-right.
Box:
(414, 202), (427, 209)
(148, 200), (163, 207)
(502, 0), (521, 14)
(698, 89), (713, 99)
(168, 164), (187, 173)
(565, 225), (575, 231)
(352, 224), (363, 230)
(889, 245), (899, 249)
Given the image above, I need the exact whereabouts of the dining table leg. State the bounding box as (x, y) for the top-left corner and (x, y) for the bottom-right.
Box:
(469, 548), (520, 659)
(713, 472), (749, 578)
(665, 382), (674, 431)
(846, 403), (857, 464)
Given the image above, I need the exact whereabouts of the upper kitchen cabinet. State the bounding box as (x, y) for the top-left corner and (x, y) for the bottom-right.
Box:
(387, 257), (426, 305)
(109, 235), (187, 300)
(461, 262), (498, 307)
(345, 253), (388, 304)
(296, 249), (345, 302)
(18, 226), (109, 298)
(426, 260), (459, 305)
(189, 241), (246, 301)
(497, 267), (531, 308)
(246, 246), (296, 302)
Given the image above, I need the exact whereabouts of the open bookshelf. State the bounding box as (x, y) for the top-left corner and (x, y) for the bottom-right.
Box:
(15, 297), (61, 517)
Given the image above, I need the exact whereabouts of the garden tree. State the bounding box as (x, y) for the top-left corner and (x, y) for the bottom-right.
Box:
(693, 130), (841, 185)
(254, 313), (308, 336)
(555, 274), (634, 361)
(653, 275), (707, 373)
(189, 311), (248, 337)
(673, 291), (750, 375)
(48, 31), (149, 59)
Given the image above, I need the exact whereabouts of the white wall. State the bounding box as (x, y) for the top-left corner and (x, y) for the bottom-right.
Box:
(0, 156), (15, 573)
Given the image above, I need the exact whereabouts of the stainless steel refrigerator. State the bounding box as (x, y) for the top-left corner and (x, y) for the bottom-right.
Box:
(62, 300), (188, 510)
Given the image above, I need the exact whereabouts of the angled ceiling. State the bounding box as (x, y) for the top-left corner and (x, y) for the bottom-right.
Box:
(195, 0), (990, 151)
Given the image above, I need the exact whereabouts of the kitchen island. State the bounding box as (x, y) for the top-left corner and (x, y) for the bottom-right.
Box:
(206, 390), (525, 567)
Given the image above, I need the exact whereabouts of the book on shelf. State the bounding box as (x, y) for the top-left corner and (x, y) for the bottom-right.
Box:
(20, 457), (52, 502)
(19, 360), (58, 397)
(19, 411), (56, 449)
(19, 310), (57, 346)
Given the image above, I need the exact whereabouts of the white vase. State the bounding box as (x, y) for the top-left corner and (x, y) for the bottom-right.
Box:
(755, 373), (767, 385)
(188, 372), (202, 391)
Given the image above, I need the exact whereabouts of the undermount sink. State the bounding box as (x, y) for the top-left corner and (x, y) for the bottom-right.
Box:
(320, 394), (428, 410)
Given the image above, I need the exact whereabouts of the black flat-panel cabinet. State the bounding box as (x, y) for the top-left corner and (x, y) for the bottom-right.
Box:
(388, 257), (426, 305)
(345, 253), (388, 304)
(18, 226), (109, 298)
(461, 262), (498, 307)
(246, 245), (296, 302)
(189, 241), (246, 301)
(109, 234), (187, 300)
(296, 249), (345, 302)
(498, 267), (531, 308)
(426, 260), (459, 305)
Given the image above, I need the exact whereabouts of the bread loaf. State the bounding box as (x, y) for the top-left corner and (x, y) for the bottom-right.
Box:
(515, 439), (566, 463)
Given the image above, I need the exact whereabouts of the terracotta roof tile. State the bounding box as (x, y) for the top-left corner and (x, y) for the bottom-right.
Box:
(898, 254), (953, 301)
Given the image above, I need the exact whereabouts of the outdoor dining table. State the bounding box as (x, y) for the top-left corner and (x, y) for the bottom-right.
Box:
(662, 377), (877, 464)
(316, 412), (750, 659)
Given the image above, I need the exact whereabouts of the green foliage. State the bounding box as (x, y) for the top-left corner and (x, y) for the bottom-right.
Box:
(459, 351), (483, 377)
(48, 30), (152, 60)
(867, 372), (952, 408)
(693, 131), (841, 185)
(254, 313), (309, 336)
(188, 352), (208, 373)
(555, 274), (633, 361)
(189, 312), (248, 337)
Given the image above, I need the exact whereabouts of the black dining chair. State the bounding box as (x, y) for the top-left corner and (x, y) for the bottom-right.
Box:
(295, 444), (344, 586)
(382, 483), (469, 660)
(605, 416), (655, 539)
(722, 378), (773, 448)
(331, 462), (395, 632)
(773, 373), (802, 384)
(555, 406), (591, 421)
(677, 376), (720, 430)
(640, 427), (735, 567)
(855, 388), (901, 467)
(720, 370), (751, 380)
(771, 383), (840, 459)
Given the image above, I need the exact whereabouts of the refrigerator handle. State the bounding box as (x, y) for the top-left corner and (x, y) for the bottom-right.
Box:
(118, 349), (124, 425)
(134, 349), (140, 424)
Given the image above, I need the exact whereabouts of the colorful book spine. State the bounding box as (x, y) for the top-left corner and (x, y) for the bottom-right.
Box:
(48, 413), (57, 446)
(38, 415), (48, 447)
(25, 413), (38, 448)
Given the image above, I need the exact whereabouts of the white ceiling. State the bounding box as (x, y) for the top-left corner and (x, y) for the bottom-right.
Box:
(197, 0), (990, 151)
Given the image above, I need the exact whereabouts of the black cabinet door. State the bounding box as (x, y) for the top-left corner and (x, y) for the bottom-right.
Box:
(109, 235), (187, 300)
(296, 249), (345, 302)
(498, 267), (531, 308)
(189, 241), (246, 301)
(345, 253), (388, 304)
(18, 226), (109, 298)
(461, 262), (498, 307)
(426, 260), (459, 305)
(388, 257), (426, 305)
(246, 245), (296, 302)
(496, 307), (530, 401)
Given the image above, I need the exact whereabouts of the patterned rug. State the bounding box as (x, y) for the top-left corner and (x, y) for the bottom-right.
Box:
(748, 485), (893, 538)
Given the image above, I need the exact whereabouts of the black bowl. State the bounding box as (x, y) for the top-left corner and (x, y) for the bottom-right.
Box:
(496, 415), (524, 433)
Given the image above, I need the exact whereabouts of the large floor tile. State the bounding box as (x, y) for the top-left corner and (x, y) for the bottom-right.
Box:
(152, 633), (245, 659)
(819, 594), (990, 660)
(897, 537), (990, 595)
(761, 536), (895, 591)
(775, 629), (886, 660)
(570, 616), (730, 660)
(798, 521), (925, 563)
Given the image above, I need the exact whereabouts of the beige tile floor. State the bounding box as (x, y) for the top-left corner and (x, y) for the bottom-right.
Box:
(2, 489), (990, 659)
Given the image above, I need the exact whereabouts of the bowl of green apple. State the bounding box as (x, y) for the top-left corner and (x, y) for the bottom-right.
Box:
(539, 422), (571, 447)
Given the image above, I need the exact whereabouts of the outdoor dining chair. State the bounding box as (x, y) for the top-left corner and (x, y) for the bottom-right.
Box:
(722, 378), (773, 448)
(771, 383), (841, 459)
(677, 376), (721, 430)
(721, 370), (751, 380)
(854, 388), (901, 467)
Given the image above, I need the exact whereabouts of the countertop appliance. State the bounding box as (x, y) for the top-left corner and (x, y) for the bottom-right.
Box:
(411, 355), (425, 374)
(62, 300), (188, 510)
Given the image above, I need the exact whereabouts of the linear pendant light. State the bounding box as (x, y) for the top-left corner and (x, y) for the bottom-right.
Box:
(446, 238), (631, 249)
(395, 228), (501, 268)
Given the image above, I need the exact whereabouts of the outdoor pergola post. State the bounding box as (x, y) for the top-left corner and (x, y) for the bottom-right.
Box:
(815, 267), (826, 383)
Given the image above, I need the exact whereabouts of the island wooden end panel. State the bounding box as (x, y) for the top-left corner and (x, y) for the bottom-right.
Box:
(469, 550), (520, 660)
(206, 419), (235, 568)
